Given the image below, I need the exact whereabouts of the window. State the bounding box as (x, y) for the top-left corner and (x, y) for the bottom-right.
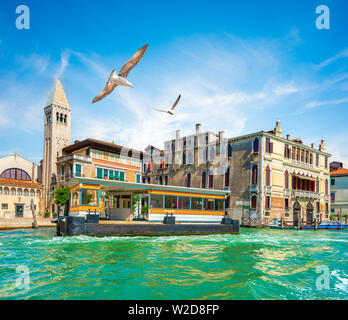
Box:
(265, 196), (270, 209)
(136, 174), (141, 183)
(185, 173), (191, 188)
(201, 171), (206, 188)
(316, 179), (320, 193)
(204, 198), (215, 211)
(284, 144), (291, 158)
(227, 144), (232, 158)
(72, 192), (79, 207)
(120, 171), (125, 181)
(331, 193), (335, 202)
(4, 187), (9, 195)
(316, 154), (319, 166)
(0, 187), (2, 195)
(159, 176), (163, 185)
(325, 157), (328, 169)
(24, 189), (29, 196)
(1, 204), (8, 210)
(191, 197), (203, 210)
(150, 195), (163, 208)
(325, 203), (329, 213)
(96, 168), (103, 179)
(251, 195), (257, 209)
(331, 179), (335, 186)
(81, 190), (98, 206)
(325, 179), (328, 195)
(36, 190), (41, 197)
(0, 168), (31, 181)
(285, 170), (289, 189)
(215, 199), (224, 211)
(266, 138), (273, 153)
(252, 165), (258, 185)
(17, 188), (22, 196)
(30, 189), (35, 197)
(225, 167), (230, 187)
(285, 198), (289, 210)
(266, 166), (271, 186)
(165, 175), (168, 185)
(165, 195), (177, 209)
(316, 202), (320, 213)
(11, 188), (16, 195)
(253, 138), (259, 153)
(178, 196), (190, 209)
(208, 172), (214, 188)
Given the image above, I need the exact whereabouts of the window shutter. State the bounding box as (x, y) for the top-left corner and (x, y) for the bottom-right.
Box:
(120, 171), (125, 181)
(270, 143), (273, 154)
(97, 168), (103, 179)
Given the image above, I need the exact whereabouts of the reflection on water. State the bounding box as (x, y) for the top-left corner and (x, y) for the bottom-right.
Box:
(0, 227), (347, 300)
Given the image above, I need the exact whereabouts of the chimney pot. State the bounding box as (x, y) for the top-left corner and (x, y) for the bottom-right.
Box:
(195, 123), (201, 133)
(286, 134), (290, 140)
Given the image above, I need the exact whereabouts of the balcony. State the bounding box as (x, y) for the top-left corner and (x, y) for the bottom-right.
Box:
(58, 173), (86, 182)
(292, 190), (320, 200)
(325, 195), (329, 202)
(249, 185), (258, 193)
(265, 186), (272, 194)
(284, 189), (291, 197)
(284, 159), (317, 171)
(57, 154), (92, 164)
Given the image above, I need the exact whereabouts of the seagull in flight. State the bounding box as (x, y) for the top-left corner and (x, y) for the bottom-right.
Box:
(92, 44), (149, 103)
(155, 94), (181, 115)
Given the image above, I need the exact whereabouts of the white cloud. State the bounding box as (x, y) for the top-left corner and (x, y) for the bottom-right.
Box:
(305, 97), (348, 108)
(316, 48), (348, 69)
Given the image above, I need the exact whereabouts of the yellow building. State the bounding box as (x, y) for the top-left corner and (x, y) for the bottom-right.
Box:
(0, 153), (43, 218)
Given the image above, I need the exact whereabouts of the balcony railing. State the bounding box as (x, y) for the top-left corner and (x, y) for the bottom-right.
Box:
(57, 154), (92, 163)
(58, 173), (86, 182)
(284, 189), (291, 197)
(283, 158), (318, 171)
(249, 185), (258, 193)
(292, 190), (320, 200)
(265, 186), (272, 194)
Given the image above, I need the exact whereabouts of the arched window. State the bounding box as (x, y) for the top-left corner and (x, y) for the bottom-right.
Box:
(30, 189), (35, 197)
(252, 165), (258, 185)
(266, 166), (271, 186)
(36, 190), (41, 197)
(285, 170), (289, 189)
(209, 147), (215, 161)
(0, 187), (2, 195)
(11, 188), (16, 195)
(187, 151), (193, 164)
(24, 189), (29, 196)
(4, 187), (9, 195)
(72, 191), (79, 207)
(253, 138), (259, 153)
(251, 195), (257, 209)
(225, 167), (230, 187)
(201, 171), (206, 188)
(0, 168), (31, 181)
(325, 179), (328, 195)
(186, 173), (191, 188)
(17, 188), (22, 196)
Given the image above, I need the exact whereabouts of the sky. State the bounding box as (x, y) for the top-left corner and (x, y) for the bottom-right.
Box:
(0, 0), (347, 165)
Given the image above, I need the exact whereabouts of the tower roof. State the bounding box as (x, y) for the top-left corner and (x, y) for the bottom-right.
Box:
(46, 78), (70, 109)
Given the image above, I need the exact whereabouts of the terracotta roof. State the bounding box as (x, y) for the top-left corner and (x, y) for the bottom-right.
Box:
(331, 168), (348, 176)
(0, 178), (42, 188)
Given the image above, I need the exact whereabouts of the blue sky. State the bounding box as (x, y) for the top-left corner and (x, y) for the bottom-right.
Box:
(0, 0), (347, 164)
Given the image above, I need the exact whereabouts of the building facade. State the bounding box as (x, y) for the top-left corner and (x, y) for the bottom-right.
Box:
(330, 166), (348, 218)
(0, 153), (43, 218)
(143, 121), (331, 225)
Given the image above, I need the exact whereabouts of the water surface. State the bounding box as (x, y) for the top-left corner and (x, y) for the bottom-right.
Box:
(0, 227), (347, 299)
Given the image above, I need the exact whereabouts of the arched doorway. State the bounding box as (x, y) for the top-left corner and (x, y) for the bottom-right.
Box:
(293, 201), (301, 225)
(306, 203), (314, 224)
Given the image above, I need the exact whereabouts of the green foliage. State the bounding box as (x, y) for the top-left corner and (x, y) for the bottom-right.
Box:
(54, 186), (70, 206)
(44, 211), (50, 218)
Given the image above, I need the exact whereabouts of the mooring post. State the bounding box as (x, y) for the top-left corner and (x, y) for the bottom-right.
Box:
(281, 217), (284, 229)
(297, 218), (301, 230)
(314, 218), (318, 230)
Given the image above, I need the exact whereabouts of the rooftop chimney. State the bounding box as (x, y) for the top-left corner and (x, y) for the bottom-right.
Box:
(219, 130), (225, 141)
(286, 134), (290, 140)
(274, 119), (282, 137)
(195, 123), (201, 134)
(176, 130), (180, 139)
(311, 143), (314, 148)
(74, 140), (80, 144)
(319, 138), (325, 152)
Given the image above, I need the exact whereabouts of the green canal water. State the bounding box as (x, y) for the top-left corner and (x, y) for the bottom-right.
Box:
(0, 227), (347, 300)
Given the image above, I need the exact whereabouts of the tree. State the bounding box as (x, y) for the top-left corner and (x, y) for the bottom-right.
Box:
(54, 186), (70, 207)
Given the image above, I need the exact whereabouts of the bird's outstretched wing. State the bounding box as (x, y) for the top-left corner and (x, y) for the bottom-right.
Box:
(107, 69), (117, 84)
(118, 44), (149, 79)
(92, 83), (118, 104)
(154, 109), (168, 113)
(170, 94), (181, 111)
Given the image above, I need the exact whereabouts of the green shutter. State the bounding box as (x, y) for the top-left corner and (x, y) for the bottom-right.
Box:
(109, 170), (114, 179)
(120, 171), (125, 181)
(76, 164), (81, 177)
(115, 171), (120, 180)
(104, 169), (108, 178)
(97, 168), (103, 179)
(136, 174), (141, 183)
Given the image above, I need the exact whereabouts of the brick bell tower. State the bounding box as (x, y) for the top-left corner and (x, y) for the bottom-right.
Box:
(42, 79), (71, 214)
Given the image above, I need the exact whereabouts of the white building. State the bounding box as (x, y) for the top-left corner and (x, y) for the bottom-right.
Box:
(330, 167), (348, 217)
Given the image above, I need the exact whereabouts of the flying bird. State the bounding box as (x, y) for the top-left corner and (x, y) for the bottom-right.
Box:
(155, 94), (181, 115)
(92, 44), (149, 103)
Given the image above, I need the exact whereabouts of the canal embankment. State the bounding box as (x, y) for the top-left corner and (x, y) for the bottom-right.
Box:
(0, 218), (56, 230)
